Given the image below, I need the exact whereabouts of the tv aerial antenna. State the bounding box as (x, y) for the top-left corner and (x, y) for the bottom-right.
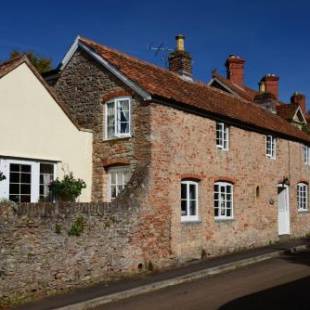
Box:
(147, 42), (173, 67)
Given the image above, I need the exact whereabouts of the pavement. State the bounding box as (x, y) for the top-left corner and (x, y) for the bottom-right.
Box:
(15, 238), (310, 310)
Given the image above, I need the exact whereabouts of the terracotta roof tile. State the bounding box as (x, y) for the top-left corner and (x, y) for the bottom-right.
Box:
(79, 37), (310, 143)
(211, 71), (257, 101)
(276, 103), (299, 121)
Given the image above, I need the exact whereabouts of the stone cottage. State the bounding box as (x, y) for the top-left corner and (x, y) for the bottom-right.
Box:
(0, 56), (93, 202)
(46, 34), (310, 260)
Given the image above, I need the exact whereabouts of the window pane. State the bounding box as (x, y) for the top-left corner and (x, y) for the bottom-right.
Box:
(9, 183), (19, 194)
(189, 184), (196, 200)
(20, 195), (31, 203)
(21, 184), (31, 194)
(118, 100), (130, 134)
(10, 164), (20, 172)
(181, 183), (187, 199)
(111, 185), (117, 198)
(181, 200), (187, 216)
(10, 172), (19, 183)
(21, 173), (31, 184)
(21, 165), (31, 173)
(107, 102), (115, 138)
(189, 200), (196, 215)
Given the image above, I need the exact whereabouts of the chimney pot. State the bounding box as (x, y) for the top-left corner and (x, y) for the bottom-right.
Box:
(225, 55), (246, 87)
(259, 74), (279, 99)
(291, 92), (306, 114)
(168, 34), (192, 80)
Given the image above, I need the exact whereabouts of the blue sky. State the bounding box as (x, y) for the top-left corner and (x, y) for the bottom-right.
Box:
(1, 0), (310, 106)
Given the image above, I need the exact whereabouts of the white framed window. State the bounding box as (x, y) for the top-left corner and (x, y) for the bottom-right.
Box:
(266, 135), (276, 159)
(39, 163), (54, 201)
(304, 145), (310, 165)
(214, 182), (234, 219)
(297, 183), (308, 212)
(108, 166), (131, 200)
(0, 158), (56, 203)
(216, 122), (229, 150)
(181, 180), (199, 222)
(105, 97), (131, 139)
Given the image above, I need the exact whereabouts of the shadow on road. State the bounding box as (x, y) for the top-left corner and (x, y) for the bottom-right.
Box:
(220, 251), (310, 309)
(219, 276), (310, 310)
(282, 250), (310, 267)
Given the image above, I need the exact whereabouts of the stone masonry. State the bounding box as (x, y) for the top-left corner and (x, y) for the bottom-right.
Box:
(53, 44), (310, 281)
(55, 49), (151, 202)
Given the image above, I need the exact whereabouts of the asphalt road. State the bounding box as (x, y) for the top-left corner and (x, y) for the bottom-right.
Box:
(97, 250), (310, 310)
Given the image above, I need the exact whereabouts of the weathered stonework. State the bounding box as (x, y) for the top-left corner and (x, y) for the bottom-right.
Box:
(55, 49), (151, 202)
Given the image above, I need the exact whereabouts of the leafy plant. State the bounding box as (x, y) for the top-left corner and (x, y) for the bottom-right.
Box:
(68, 216), (85, 236)
(49, 173), (86, 202)
(55, 224), (62, 234)
(0, 172), (6, 182)
(9, 50), (52, 73)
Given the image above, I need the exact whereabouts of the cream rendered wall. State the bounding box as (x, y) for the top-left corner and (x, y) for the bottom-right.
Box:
(0, 63), (93, 201)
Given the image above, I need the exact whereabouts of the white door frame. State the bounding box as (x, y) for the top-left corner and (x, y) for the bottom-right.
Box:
(277, 184), (290, 235)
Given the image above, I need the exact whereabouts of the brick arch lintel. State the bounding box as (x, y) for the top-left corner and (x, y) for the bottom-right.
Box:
(212, 176), (236, 184)
(102, 158), (130, 169)
(102, 89), (134, 103)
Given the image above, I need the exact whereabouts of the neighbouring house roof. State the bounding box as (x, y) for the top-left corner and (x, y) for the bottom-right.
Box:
(0, 56), (89, 133)
(209, 70), (258, 102)
(276, 103), (300, 121)
(59, 36), (310, 144)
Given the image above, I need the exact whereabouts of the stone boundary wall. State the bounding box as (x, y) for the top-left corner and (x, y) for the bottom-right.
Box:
(0, 201), (144, 306)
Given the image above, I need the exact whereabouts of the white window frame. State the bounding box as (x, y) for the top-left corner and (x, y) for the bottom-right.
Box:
(181, 180), (199, 222)
(214, 182), (234, 220)
(297, 182), (308, 212)
(304, 145), (310, 166)
(216, 122), (229, 151)
(105, 97), (131, 140)
(0, 158), (56, 203)
(107, 166), (131, 201)
(266, 135), (276, 159)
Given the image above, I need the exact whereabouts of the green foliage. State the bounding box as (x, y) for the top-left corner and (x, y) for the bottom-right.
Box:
(0, 172), (6, 182)
(55, 224), (62, 234)
(68, 216), (85, 236)
(301, 124), (310, 134)
(9, 50), (52, 73)
(49, 173), (86, 202)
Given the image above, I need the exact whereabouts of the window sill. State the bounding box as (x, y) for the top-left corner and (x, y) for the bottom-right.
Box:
(298, 210), (309, 214)
(266, 155), (276, 160)
(216, 146), (229, 152)
(215, 217), (235, 222)
(103, 135), (132, 142)
(181, 219), (201, 224)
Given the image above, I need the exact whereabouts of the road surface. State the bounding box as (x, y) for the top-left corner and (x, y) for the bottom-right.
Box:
(96, 250), (310, 310)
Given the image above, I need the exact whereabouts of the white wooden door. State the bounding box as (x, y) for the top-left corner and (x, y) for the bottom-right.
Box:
(277, 185), (290, 235)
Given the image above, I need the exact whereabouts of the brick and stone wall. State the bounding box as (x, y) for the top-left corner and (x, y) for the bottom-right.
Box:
(148, 102), (310, 260)
(0, 164), (177, 307)
(0, 200), (141, 306)
(55, 49), (151, 202)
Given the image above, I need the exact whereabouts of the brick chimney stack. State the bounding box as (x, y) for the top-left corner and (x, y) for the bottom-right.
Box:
(168, 34), (192, 80)
(259, 74), (279, 100)
(225, 55), (245, 87)
(291, 92), (306, 113)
